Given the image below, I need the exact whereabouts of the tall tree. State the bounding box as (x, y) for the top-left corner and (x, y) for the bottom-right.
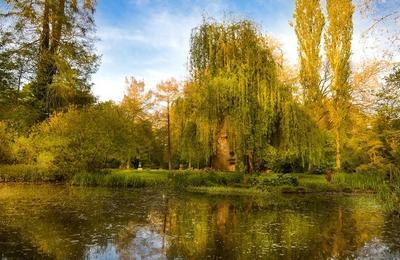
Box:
(0, 28), (17, 117)
(293, 0), (325, 106)
(156, 78), (179, 170)
(121, 77), (154, 168)
(325, 0), (354, 170)
(121, 77), (153, 122)
(1, 0), (99, 120)
(186, 19), (324, 173)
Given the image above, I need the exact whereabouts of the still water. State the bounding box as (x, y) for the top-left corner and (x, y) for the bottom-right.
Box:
(0, 184), (399, 259)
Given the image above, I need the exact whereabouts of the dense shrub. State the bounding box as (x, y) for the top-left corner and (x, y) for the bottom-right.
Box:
(262, 147), (306, 173)
(29, 103), (148, 173)
(250, 174), (299, 188)
(355, 163), (388, 175)
(0, 122), (14, 163)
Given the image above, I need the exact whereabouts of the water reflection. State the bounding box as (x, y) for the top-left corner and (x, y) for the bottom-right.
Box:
(0, 184), (399, 259)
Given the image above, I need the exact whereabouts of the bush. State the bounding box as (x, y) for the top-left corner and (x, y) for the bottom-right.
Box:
(262, 146), (305, 173)
(250, 174), (299, 188)
(29, 104), (149, 174)
(355, 163), (388, 176)
(308, 161), (334, 175)
(0, 122), (14, 163)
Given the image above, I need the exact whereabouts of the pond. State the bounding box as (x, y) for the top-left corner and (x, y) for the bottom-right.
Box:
(0, 184), (399, 259)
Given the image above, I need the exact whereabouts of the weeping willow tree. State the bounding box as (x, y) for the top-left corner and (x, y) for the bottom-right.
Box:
(174, 19), (324, 172)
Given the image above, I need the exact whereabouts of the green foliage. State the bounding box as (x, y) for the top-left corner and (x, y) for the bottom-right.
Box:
(355, 163), (389, 176)
(325, 0), (354, 170)
(1, 0), (99, 121)
(374, 66), (400, 168)
(250, 174), (299, 188)
(0, 122), (14, 163)
(173, 18), (324, 172)
(30, 103), (144, 174)
(294, 0), (325, 104)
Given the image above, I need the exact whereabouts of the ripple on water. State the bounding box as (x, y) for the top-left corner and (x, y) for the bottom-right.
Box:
(0, 185), (399, 259)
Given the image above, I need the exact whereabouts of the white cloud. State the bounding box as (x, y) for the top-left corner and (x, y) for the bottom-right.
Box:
(92, 0), (399, 102)
(93, 2), (225, 101)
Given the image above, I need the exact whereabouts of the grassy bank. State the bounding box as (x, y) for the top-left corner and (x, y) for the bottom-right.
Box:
(69, 169), (244, 188)
(69, 169), (388, 195)
(1, 165), (387, 194)
(0, 164), (63, 182)
(2, 165), (398, 212)
(189, 173), (386, 195)
(70, 170), (169, 188)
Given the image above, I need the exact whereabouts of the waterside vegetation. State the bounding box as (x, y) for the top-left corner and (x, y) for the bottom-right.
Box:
(0, 0), (399, 215)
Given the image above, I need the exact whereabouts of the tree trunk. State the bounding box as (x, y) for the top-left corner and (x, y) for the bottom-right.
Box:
(247, 151), (254, 174)
(335, 128), (341, 171)
(126, 157), (130, 169)
(167, 99), (172, 170)
(35, 0), (66, 118)
(40, 0), (50, 53)
(50, 0), (65, 54)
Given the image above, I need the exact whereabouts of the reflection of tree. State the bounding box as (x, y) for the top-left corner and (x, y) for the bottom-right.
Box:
(0, 186), (161, 259)
(382, 214), (400, 253)
(164, 194), (389, 259)
(166, 198), (211, 258)
(0, 224), (52, 259)
(0, 186), (395, 259)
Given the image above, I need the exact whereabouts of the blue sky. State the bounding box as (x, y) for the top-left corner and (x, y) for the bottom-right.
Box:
(92, 0), (397, 101)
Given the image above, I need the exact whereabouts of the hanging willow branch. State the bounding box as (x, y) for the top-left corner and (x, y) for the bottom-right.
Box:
(174, 18), (325, 172)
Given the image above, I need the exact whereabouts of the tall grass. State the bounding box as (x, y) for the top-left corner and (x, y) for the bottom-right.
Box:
(376, 177), (400, 213)
(69, 169), (243, 188)
(0, 164), (62, 182)
(70, 170), (169, 188)
(169, 170), (243, 188)
(332, 172), (386, 191)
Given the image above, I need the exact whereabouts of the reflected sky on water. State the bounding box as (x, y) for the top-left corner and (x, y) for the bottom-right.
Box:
(0, 184), (399, 259)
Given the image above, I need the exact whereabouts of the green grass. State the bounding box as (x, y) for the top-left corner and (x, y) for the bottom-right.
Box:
(0, 165), (389, 194)
(0, 164), (62, 182)
(2, 165), (399, 213)
(2, 165), (387, 195)
(69, 169), (244, 188)
(187, 186), (266, 196)
(169, 170), (243, 188)
(331, 172), (386, 192)
(244, 172), (388, 194)
(70, 169), (169, 188)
